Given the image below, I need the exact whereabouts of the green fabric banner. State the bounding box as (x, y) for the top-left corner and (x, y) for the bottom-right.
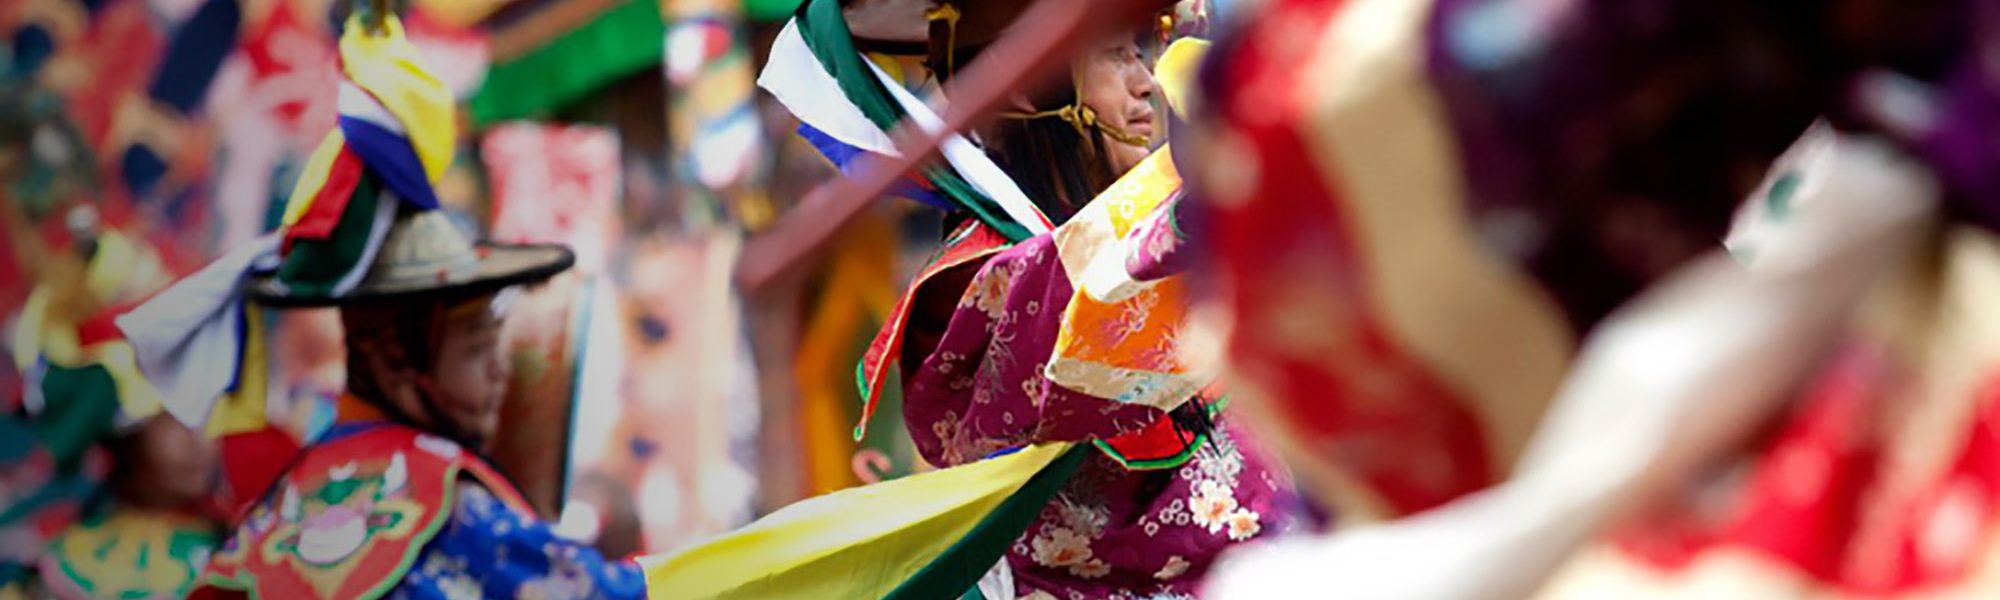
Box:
(274, 177), (385, 298)
(745, 0), (803, 21)
(467, 0), (665, 125)
(793, 0), (1034, 242)
(33, 364), (121, 472)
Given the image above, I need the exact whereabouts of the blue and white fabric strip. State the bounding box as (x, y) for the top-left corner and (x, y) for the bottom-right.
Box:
(761, 19), (1047, 231)
(863, 57), (1051, 234)
(115, 234), (282, 431)
(337, 116), (440, 210)
(336, 81), (440, 210)
(797, 123), (953, 210)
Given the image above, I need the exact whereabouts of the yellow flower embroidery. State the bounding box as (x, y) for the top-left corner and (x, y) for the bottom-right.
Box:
(1029, 527), (1094, 568)
(963, 260), (1019, 319)
(1070, 558), (1111, 579)
(1021, 367), (1051, 408)
(1189, 480), (1237, 534)
(1225, 508), (1262, 541)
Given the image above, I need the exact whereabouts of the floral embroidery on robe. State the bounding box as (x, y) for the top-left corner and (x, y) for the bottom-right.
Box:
(904, 233), (1295, 599)
(388, 484), (644, 600)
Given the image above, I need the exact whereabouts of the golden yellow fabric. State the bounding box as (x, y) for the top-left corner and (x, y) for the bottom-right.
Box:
(412, 0), (515, 28)
(94, 341), (163, 422)
(794, 215), (899, 493)
(1155, 38), (1209, 118)
(338, 15), (457, 181)
(642, 442), (1072, 599)
(280, 132), (349, 228)
(204, 303), (271, 438)
(1045, 147), (1205, 411)
(83, 232), (150, 306)
(11, 289), (62, 370)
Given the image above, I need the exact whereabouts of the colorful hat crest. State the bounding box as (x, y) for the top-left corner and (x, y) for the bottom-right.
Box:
(253, 13), (570, 306)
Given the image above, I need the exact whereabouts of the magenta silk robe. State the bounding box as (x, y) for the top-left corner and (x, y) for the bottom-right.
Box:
(900, 227), (1295, 600)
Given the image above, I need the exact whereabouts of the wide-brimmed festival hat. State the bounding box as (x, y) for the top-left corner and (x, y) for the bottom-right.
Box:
(239, 11), (569, 308)
(247, 205), (572, 308)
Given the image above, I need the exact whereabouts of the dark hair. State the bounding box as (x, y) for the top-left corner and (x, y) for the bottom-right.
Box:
(978, 70), (1122, 226)
(337, 293), (489, 447)
(341, 300), (448, 388)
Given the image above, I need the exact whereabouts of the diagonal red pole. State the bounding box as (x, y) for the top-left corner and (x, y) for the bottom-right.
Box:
(736, 0), (1169, 293)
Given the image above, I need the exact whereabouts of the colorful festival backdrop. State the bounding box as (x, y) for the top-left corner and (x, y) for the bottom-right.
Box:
(484, 123), (623, 275)
(609, 234), (762, 551)
(0, 0), (818, 557)
(0, 0), (1031, 561)
(639, 0), (767, 550)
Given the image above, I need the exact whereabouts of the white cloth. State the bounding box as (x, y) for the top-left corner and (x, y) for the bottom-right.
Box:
(1204, 126), (1941, 599)
(757, 20), (1050, 235)
(974, 557), (1015, 600)
(115, 234), (281, 431)
(759, 21), (900, 157)
(863, 57), (1051, 234)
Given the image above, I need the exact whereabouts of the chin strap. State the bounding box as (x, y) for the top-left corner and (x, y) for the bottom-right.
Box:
(998, 102), (1151, 148)
(997, 57), (1152, 149)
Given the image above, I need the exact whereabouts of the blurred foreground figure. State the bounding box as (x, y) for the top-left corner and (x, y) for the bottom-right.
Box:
(0, 208), (224, 600)
(115, 11), (638, 600)
(1190, 0), (2000, 598)
(879, 28), (1294, 600)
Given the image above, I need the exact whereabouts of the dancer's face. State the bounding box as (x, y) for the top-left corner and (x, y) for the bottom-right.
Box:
(347, 293), (511, 450)
(1077, 35), (1159, 173)
(427, 295), (511, 446)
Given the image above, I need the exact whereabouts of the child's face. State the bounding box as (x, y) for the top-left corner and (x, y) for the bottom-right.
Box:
(426, 296), (511, 448)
